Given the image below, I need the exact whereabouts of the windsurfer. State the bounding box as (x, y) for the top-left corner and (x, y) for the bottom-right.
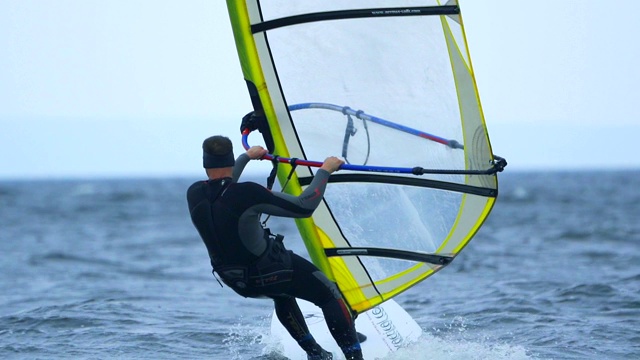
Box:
(186, 135), (363, 360)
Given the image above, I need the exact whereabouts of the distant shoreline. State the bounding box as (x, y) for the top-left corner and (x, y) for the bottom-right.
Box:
(1, 168), (639, 183)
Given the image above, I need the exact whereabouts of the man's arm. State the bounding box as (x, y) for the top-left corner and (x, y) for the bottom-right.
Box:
(249, 156), (344, 218)
(231, 153), (250, 182)
(231, 146), (268, 182)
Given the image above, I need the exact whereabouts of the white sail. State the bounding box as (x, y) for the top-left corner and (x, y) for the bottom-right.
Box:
(226, 0), (505, 313)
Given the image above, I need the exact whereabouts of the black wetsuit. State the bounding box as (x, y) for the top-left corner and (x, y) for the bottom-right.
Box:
(187, 154), (362, 359)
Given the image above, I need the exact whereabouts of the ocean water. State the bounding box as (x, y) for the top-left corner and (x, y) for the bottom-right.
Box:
(1, 171), (638, 360)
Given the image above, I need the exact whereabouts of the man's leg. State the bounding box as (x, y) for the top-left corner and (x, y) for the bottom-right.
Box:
(272, 295), (331, 358)
(251, 244), (331, 359)
(286, 254), (363, 360)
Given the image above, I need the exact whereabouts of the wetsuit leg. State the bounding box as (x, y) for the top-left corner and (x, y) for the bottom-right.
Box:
(248, 250), (362, 359)
(283, 254), (363, 360)
(272, 295), (326, 356)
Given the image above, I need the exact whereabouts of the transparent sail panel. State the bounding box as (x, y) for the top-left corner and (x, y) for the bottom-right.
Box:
(265, 15), (467, 180)
(323, 182), (461, 253)
(359, 258), (422, 284)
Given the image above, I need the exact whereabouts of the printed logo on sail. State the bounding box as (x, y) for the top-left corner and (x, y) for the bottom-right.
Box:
(371, 9), (421, 16)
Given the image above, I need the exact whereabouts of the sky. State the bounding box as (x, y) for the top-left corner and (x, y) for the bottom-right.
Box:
(1, 0), (639, 179)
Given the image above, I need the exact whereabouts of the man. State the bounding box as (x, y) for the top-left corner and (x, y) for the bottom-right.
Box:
(186, 135), (363, 360)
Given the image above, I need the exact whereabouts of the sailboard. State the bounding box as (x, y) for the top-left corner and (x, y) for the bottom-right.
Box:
(270, 298), (422, 359)
(225, 0), (506, 357)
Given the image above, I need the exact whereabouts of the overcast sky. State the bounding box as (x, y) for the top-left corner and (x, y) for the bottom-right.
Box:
(1, 0), (638, 179)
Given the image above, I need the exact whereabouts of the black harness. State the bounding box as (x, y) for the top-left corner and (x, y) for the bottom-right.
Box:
(215, 229), (293, 297)
(199, 178), (293, 297)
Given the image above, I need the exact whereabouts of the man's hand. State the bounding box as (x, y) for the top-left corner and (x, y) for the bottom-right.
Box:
(320, 156), (345, 174)
(247, 146), (268, 160)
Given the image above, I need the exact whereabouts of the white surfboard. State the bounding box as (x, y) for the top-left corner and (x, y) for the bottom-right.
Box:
(270, 299), (422, 360)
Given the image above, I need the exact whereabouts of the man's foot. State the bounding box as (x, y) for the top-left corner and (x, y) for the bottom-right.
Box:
(356, 331), (367, 343)
(307, 348), (333, 360)
(343, 345), (364, 360)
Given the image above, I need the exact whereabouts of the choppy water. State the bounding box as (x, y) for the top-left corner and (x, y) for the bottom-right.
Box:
(1, 171), (639, 359)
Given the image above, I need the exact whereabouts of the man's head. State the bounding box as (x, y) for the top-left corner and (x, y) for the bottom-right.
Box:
(202, 135), (235, 169)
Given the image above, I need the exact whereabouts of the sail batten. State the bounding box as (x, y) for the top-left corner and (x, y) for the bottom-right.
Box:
(251, 6), (460, 33)
(326, 247), (453, 265)
(226, 0), (504, 314)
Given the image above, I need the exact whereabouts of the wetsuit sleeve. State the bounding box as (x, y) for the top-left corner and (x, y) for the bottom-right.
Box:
(252, 169), (332, 218)
(231, 153), (251, 182)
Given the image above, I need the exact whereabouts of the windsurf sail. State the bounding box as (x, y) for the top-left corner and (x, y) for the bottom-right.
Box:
(225, 0), (506, 314)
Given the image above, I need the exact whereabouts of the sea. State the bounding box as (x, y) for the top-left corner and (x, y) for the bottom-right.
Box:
(1, 170), (638, 360)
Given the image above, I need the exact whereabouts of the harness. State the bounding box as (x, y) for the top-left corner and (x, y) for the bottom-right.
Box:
(214, 228), (293, 297)
(202, 179), (293, 297)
